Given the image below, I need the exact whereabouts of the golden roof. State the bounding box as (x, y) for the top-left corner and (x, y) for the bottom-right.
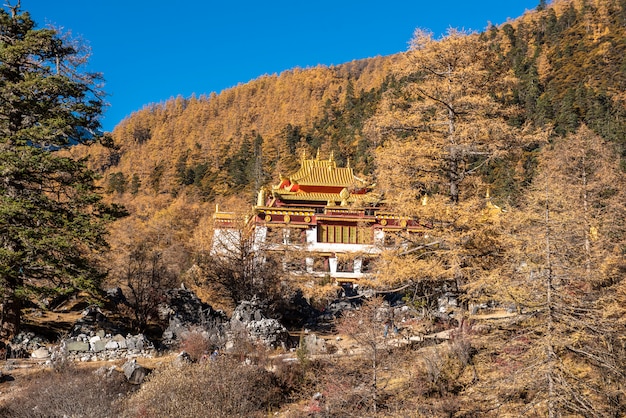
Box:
(267, 152), (376, 207)
(277, 192), (359, 203)
(287, 152), (363, 188)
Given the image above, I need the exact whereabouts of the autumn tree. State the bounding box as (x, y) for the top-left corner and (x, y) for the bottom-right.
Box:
(373, 28), (530, 206)
(482, 126), (626, 416)
(0, 3), (116, 340)
(121, 239), (176, 331)
(192, 208), (282, 310)
(335, 296), (393, 414)
(104, 199), (201, 331)
(369, 29), (542, 310)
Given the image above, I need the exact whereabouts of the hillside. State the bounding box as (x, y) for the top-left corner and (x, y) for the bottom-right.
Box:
(68, 0), (626, 288)
(34, 0), (626, 415)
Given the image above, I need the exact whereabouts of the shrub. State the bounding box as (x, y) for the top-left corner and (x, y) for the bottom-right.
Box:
(122, 356), (285, 418)
(0, 367), (135, 418)
(179, 329), (211, 362)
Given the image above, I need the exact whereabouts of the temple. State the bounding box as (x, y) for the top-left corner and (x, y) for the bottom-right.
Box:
(213, 152), (428, 284)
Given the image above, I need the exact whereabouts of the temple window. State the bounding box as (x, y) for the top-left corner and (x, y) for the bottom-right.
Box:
(337, 258), (354, 273)
(318, 224), (373, 244)
(313, 257), (328, 272)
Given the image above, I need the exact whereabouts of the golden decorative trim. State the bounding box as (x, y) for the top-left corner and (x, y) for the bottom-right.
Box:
(380, 219), (387, 226)
(400, 219), (407, 228)
(304, 216), (311, 223)
(315, 216), (376, 222)
(284, 214), (291, 223)
(265, 215), (272, 222)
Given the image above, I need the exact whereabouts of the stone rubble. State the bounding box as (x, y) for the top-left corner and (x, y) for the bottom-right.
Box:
(158, 287), (227, 349)
(17, 288), (307, 367)
(228, 296), (289, 349)
(59, 332), (155, 362)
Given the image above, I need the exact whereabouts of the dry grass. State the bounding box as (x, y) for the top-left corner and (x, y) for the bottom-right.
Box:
(122, 356), (286, 418)
(0, 366), (137, 418)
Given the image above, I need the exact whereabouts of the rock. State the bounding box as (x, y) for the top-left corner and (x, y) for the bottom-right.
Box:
(104, 340), (119, 350)
(94, 365), (117, 377)
(122, 359), (149, 385)
(172, 351), (193, 367)
(303, 334), (327, 355)
(126, 334), (148, 351)
(158, 287), (227, 349)
(246, 318), (289, 348)
(31, 347), (50, 359)
(66, 341), (90, 352)
(70, 305), (127, 338)
(229, 298), (289, 348)
(113, 334), (127, 349)
(9, 331), (49, 357)
(91, 339), (107, 352)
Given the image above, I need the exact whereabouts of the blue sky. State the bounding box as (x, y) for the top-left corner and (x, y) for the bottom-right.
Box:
(23, 1), (540, 132)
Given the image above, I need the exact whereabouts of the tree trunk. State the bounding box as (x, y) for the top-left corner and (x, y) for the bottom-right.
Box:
(1, 286), (21, 341)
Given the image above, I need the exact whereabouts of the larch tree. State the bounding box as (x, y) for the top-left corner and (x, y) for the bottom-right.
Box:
(369, 29), (543, 307)
(335, 296), (393, 414)
(373, 28), (532, 207)
(484, 126), (626, 416)
(0, 3), (116, 340)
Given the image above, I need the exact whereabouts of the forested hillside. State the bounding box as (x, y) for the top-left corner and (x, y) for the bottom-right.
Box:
(5, 0), (626, 416)
(76, 0), (626, 296)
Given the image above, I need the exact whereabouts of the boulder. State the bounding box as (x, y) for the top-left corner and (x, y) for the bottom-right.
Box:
(66, 341), (90, 352)
(303, 334), (327, 355)
(104, 340), (119, 350)
(30, 347), (50, 359)
(113, 334), (127, 349)
(91, 339), (107, 352)
(245, 318), (289, 348)
(158, 288), (227, 348)
(122, 359), (149, 385)
(229, 297), (289, 348)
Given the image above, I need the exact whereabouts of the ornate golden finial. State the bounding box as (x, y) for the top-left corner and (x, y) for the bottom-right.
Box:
(257, 188), (266, 207)
(315, 148), (320, 160)
(301, 149), (306, 161)
(421, 195), (428, 206)
(339, 187), (350, 206)
(329, 150), (334, 162)
(347, 157), (351, 168)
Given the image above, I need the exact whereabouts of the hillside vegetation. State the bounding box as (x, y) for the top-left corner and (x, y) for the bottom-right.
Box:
(36, 0), (626, 415)
(73, 0), (626, 289)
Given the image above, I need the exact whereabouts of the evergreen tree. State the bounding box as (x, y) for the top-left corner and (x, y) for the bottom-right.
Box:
(0, 3), (116, 340)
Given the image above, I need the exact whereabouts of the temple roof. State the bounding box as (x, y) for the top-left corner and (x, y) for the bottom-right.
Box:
(278, 151), (367, 188)
(289, 156), (357, 187)
(277, 192), (363, 203)
(266, 151), (375, 207)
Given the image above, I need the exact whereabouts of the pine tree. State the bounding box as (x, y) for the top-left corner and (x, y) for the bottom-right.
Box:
(0, 3), (117, 340)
